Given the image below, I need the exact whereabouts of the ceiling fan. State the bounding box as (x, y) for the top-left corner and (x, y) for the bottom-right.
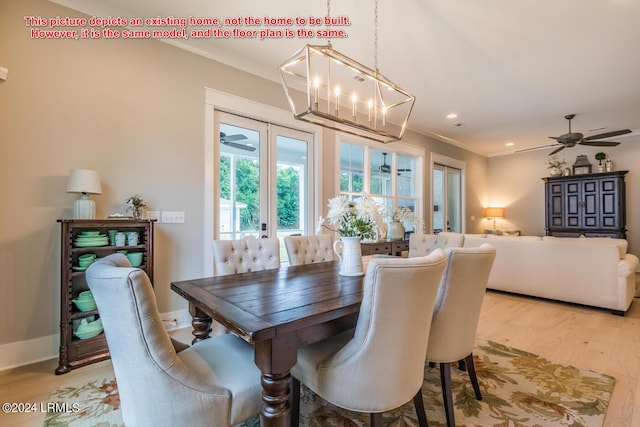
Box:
(546, 114), (631, 156)
(372, 153), (413, 175)
(219, 132), (255, 152)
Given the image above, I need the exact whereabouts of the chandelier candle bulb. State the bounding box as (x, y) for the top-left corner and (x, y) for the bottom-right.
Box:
(313, 77), (320, 106)
(334, 87), (340, 114)
(368, 99), (373, 123)
(382, 106), (387, 127)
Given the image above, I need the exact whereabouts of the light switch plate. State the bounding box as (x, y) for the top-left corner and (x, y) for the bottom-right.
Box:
(162, 211), (185, 223)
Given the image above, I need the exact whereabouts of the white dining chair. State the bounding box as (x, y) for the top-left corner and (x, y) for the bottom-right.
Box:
(212, 237), (280, 275)
(290, 250), (448, 427)
(425, 243), (496, 427)
(85, 254), (262, 427)
(284, 234), (335, 266)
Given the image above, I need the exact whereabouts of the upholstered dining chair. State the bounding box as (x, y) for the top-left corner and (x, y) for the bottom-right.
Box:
(291, 250), (448, 427)
(425, 243), (496, 427)
(408, 232), (465, 258)
(85, 254), (262, 427)
(284, 234), (336, 266)
(212, 237), (280, 275)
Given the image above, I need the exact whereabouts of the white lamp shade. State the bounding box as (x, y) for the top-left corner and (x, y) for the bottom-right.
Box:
(66, 169), (102, 194)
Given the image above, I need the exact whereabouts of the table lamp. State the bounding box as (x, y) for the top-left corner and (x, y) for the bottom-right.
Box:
(483, 207), (505, 231)
(66, 169), (102, 219)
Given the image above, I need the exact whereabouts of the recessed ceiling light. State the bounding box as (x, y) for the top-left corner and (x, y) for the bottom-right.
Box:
(505, 142), (514, 147)
(446, 113), (458, 119)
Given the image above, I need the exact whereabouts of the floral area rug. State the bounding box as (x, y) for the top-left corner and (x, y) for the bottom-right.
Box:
(44, 339), (614, 427)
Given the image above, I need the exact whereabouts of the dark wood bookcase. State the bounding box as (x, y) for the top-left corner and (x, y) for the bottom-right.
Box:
(543, 170), (627, 239)
(55, 218), (155, 374)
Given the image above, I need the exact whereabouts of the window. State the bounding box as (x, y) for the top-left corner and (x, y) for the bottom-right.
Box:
(339, 140), (423, 232)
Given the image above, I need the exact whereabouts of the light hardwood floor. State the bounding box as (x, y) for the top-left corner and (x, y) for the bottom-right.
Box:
(2, 291), (639, 427)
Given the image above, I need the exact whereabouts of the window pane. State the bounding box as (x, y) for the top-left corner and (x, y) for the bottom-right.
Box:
(340, 142), (364, 193)
(219, 123), (260, 240)
(369, 149), (392, 196)
(276, 135), (307, 234)
(397, 155), (415, 197)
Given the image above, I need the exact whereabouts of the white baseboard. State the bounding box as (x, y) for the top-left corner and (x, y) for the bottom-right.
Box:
(0, 309), (192, 372)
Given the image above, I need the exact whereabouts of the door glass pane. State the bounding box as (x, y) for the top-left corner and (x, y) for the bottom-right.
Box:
(219, 122), (260, 240)
(369, 149), (392, 196)
(340, 142), (364, 193)
(447, 168), (461, 233)
(432, 166), (444, 233)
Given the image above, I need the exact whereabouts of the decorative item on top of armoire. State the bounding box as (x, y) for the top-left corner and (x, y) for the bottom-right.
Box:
(543, 170), (628, 239)
(547, 155), (566, 177)
(605, 157), (613, 172)
(595, 152), (606, 173)
(572, 154), (592, 175)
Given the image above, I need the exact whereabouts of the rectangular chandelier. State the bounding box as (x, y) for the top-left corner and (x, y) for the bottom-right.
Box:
(278, 44), (416, 143)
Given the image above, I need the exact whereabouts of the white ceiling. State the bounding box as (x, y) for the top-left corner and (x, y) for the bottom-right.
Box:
(53, 0), (640, 156)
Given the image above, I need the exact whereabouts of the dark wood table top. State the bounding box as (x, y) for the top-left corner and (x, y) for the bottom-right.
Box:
(170, 260), (364, 345)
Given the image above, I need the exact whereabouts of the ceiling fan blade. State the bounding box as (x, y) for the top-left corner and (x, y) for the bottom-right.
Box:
(584, 129), (631, 141)
(221, 140), (256, 152)
(579, 140), (621, 147)
(514, 144), (558, 154)
(549, 145), (566, 156)
(548, 136), (559, 141)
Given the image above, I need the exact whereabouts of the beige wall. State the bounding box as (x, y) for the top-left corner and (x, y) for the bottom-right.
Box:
(487, 143), (640, 256)
(0, 0), (486, 349)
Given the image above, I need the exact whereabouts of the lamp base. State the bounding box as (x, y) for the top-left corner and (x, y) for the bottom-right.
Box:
(73, 194), (96, 219)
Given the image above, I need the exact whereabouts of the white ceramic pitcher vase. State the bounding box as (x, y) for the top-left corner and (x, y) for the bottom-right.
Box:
(333, 236), (364, 276)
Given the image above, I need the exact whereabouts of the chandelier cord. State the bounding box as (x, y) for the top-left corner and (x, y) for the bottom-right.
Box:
(374, 0), (379, 73)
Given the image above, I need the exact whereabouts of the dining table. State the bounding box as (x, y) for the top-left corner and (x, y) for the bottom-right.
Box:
(170, 260), (365, 427)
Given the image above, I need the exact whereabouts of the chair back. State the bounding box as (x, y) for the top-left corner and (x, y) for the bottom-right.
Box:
(314, 250), (447, 411)
(212, 237), (280, 275)
(408, 232), (464, 257)
(85, 254), (232, 426)
(284, 234), (336, 266)
(426, 243), (496, 362)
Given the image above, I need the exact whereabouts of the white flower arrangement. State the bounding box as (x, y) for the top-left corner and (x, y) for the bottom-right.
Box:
(386, 206), (417, 228)
(324, 194), (382, 240)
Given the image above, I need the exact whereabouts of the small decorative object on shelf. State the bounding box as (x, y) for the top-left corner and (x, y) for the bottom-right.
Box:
(126, 194), (147, 219)
(547, 155), (566, 177)
(572, 154), (592, 175)
(385, 206), (417, 241)
(563, 167), (571, 176)
(605, 158), (613, 172)
(595, 152), (606, 173)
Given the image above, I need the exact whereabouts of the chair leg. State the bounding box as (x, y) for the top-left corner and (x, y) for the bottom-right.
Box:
(291, 377), (301, 427)
(371, 412), (383, 427)
(440, 362), (455, 427)
(465, 353), (482, 400)
(413, 390), (429, 427)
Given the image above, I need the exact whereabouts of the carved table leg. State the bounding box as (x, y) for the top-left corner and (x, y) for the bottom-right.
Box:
(254, 334), (297, 427)
(189, 303), (212, 344)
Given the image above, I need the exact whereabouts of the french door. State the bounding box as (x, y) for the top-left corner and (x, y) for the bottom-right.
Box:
(432, 163), (462, 233)
(215, 112), (313, 259)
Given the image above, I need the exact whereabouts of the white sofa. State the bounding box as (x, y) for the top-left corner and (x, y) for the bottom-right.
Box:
(409, 233), (639, 315)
